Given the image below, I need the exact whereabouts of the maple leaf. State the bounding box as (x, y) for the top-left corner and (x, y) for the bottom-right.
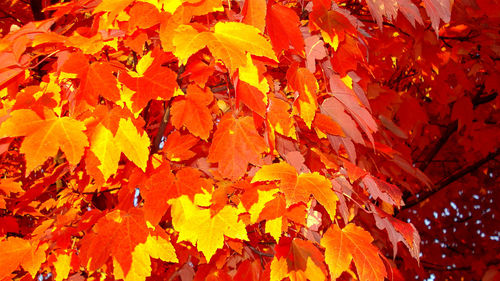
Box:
(242, 0), (267, 32)
(170, 195), (248, 261)
(0, 109), (88, 172)
(170, 85), (213, 140)
(372, 205), (421, 260)
(270, 238), (327, 281)
(173, 22), (277, 71)
(321, 224), (387, 281)
(53, 251), (72, 281)
(252, 162), (338, 220)
(119, 56), (178, 111)
(287, 67), (319, 128)
(163, 130), (198, 161)
(305, 35), (327, 73)
(266, 4), (305, 56)
(140, 162), (176, 225)
(0, 238), (47, 279)
(364, 0), (423, 29)
(80, 209), (149, 275)
(423, 0), (452, 34)
(60, 52), (120, 104)
(267, 96), (297, 139)
(114, 233), (178, 281)
(90, 117), (150, 178)
(361, 175), (403, 207)
(208, 114), (266, 180)
(310, 8), (357, 50)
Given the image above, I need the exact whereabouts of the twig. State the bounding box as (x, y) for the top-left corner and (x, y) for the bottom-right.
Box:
(402, 149), (499, 210)
(151, 99), (172, 154)
(245, 243), (274, 258)
(80, 187), (121, 195)
(417, 120), (458, 172)
(415, 89), (497, 171)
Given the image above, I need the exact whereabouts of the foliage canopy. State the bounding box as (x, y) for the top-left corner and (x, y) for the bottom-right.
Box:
(0, 0), (498, 280)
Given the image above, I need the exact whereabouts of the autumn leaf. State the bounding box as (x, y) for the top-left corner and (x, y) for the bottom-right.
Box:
(0, 238), (47, 279)
(208, 114), (266, 180)
(266, 3), (305, 55)
(252, 162), (337, 219)
(321, 224), (387, 281)
(114, 233), (178, 281)
(119, 58), (178, 111)
(372, 205), (421, 260)
(270, 238), (327, 281)
(114, 118), (150, 171)
(242, 0), (267, 32)
(163, 130), (198, 161)
(90, 117), (150, 178)
(80, 209), (149, 275)
(170, 84), (213, 140)
(53, 251), (72, 281)
(170, 195), (248, 261)
(287, 67), (319, 128)
(305, 35), (327, 73)
(0, 109), (88, 172)
(60, 52), (120, 104)
(173, 22), (277, 71)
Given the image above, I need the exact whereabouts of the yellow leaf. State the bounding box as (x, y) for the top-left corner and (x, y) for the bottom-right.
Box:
(265, 217), (283, 242)
(173, 22), (277, 72)
(209, 22), (277, 71)
(53, 252), (72, 281)
(270, 257), (288, 281)
(170, 196), (248, 261)
(252, 162), (337, 216)
(172, 24), (208, 65)
(115, 118), (150, 172)
(90, 124), (120, 180)
(239, 53), (270, 95)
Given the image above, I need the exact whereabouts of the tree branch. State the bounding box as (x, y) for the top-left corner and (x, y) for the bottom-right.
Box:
(403, 149), (499, 210)
(415, 89), (497, 171)
(151, 100), (172, 154)
(417, 120), (458, 172)
(30, 0), (45, 21)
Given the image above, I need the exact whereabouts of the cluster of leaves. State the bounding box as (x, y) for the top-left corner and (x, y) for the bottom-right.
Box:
(0, 0), (498, 280)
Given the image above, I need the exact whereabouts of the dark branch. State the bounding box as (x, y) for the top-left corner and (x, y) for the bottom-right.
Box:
(434, 149), (500, 190)
(415, 89), (497, 171)
(417, 120), (458, 172)
(403, 149), (499, 210)
(151, 100), (172, 154)
(30, 0), (45, 21)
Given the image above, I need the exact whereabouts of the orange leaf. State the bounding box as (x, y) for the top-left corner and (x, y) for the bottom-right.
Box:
(313, 113), (345, 136)
(270, 238), (327, 281)
(267, 4), (305, 55)
(163, 131), (198, 161)
(252, 162), (337, 218)
(242, 0), (267, 32)
(0, 238), (47, 279)
(170, 85), (213, 140)
(267, 97), (296, 139)
(119, 59), (178, 111)
(141, 163), (176, 225)
(321, 224), (387, 281)
(0, 109), (88, 172)
(208, 114), (266, 180)
(80, 209), (149, 275)
(287, 67), (318, 128)
(236, 80), (267, 117)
